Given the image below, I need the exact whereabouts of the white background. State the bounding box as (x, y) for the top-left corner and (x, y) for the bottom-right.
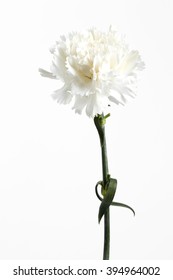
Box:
(0, 0), (173, 260)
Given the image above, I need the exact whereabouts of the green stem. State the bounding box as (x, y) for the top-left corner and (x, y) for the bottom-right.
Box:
(103, 209), (110, 260)
(94, 114), (110, 260)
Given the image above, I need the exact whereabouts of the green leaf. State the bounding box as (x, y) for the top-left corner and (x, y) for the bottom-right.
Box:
(111, 201), (135, 216)
(98, 178), (117, 223)
(95, 180), (135, 217)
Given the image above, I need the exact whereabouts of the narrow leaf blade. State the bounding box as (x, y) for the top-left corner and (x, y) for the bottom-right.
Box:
(111, 201), (135, 216)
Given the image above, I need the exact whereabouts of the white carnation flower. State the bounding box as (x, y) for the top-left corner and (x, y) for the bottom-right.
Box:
(39, 27), (144, 118)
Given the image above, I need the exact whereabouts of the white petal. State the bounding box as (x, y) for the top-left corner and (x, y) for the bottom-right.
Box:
(108, 95), (120, 105)
(71, 78), (93, 96)
(118, 51), (144, 76)
(50, 55), (66, 80)
(72, 95), (88, 114)
(39, 68), (56, 79)
(85, 93), (104, 118)
(51, 86), (73, 104)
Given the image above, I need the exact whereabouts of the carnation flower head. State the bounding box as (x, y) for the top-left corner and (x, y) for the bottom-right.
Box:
(39, 26), (144, 118)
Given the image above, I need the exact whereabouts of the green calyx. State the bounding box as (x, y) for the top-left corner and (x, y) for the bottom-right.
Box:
(96, 113), (110, 127)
